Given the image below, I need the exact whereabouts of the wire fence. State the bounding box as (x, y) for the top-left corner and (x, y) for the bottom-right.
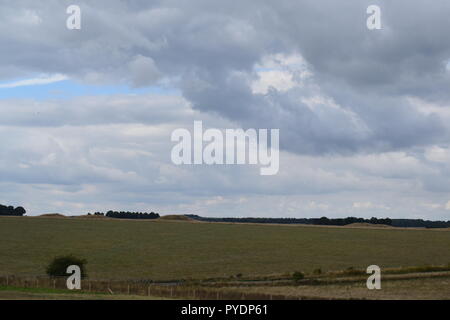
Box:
(0, 274), (307, 300)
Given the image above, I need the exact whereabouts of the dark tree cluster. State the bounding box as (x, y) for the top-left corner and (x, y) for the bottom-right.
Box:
(0, 204), (26, 216)
(185, 215), (392, 226)
(88, 210), (160, 219)
(46, 255), (88, 278)
(187, 215), (450, 228)
(309, 216), (393, 226)
(391, 219), (450, 229)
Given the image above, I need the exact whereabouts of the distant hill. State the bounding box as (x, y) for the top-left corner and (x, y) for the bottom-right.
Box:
(38, 213), (66, 218)
(73, 214), (108, 219)
(159, 215), (194, 221)
(346, 222), (393, 228)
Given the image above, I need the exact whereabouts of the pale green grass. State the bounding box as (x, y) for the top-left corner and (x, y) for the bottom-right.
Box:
(230, 277), (450, 300)
(0, 286), (165, 300)
(1, 216), (450, 281)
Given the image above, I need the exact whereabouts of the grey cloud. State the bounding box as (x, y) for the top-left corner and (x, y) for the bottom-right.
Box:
(128, 55), (162, 87)
(2, 1), (450, 219)
(0, 95), (189, 127)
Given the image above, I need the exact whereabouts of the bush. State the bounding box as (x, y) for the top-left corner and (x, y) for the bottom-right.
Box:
(292, 271), (305, 282)
(313, 268), (322, 275)
(343, 266), (364, 276)
(0, 204), (26, 216)
(46, 255), (87, 278)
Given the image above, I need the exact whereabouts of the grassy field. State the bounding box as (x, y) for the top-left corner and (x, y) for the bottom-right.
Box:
(1, 216), (450, 281)
(0, 286), (164, 300)
(226, 277), (450, 300)
(3, 276), (450, 300)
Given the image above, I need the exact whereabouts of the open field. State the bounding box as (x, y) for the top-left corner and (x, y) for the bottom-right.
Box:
(1, 216), (450, 282)
(2, 274), (450, 300)
(0, 286), (164, 300)
(227, 276), (450, 300)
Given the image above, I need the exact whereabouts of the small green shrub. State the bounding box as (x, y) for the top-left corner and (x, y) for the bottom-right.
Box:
(342, 266), (364, 276)
(292, 271), (305, 282)
(46, 255), (87, 278)
(313, 268), (322, 275)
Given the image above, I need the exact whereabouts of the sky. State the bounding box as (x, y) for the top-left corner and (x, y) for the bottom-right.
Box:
(1, 0), (450, 220)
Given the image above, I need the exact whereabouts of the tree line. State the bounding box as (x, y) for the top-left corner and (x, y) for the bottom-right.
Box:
(0, 204), (26, 216)
(186, 215), (392, 226)
(186, 215), (450, 229)
(89, 211), (160, 219)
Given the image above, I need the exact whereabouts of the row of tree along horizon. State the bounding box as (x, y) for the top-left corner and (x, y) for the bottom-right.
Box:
(89, 211), (160, 219)
(0, 204), (160, 220)
(1, 203), (449, 228)
(0, 204), (26, 216)
(185, 215), (450, 229)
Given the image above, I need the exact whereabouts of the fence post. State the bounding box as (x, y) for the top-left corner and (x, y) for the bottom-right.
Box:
(53, 279), (56, 289)
(127, 284), (130, 295)
(6, 275), (8, 286)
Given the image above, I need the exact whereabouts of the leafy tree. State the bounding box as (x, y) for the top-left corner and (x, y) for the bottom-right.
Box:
(102, 210), (159, 219)
(46, 255), (87, 278)
(14, 206), (26, 216)
(0, 204), (26, 216)
(292, 271), (305, 282)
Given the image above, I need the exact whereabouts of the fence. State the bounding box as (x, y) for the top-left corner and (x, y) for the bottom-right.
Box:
(0, 274), (305, 300)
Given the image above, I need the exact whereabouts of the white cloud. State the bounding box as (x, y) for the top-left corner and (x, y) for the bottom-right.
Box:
(425, 146), (450, 163)
(422, 203), (442, 210)
(13, 9), (42, 26)
(252, 53), (310, 94)
(352, 202), (390, 210)
(252, 70), (296, 94)
(0, 74), (68, 88)
(308, 201), (329, 210)
(353, 202), (373, 209)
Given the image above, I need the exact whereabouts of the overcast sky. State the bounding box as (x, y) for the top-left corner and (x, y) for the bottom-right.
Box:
(1, 0), (450, 219)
